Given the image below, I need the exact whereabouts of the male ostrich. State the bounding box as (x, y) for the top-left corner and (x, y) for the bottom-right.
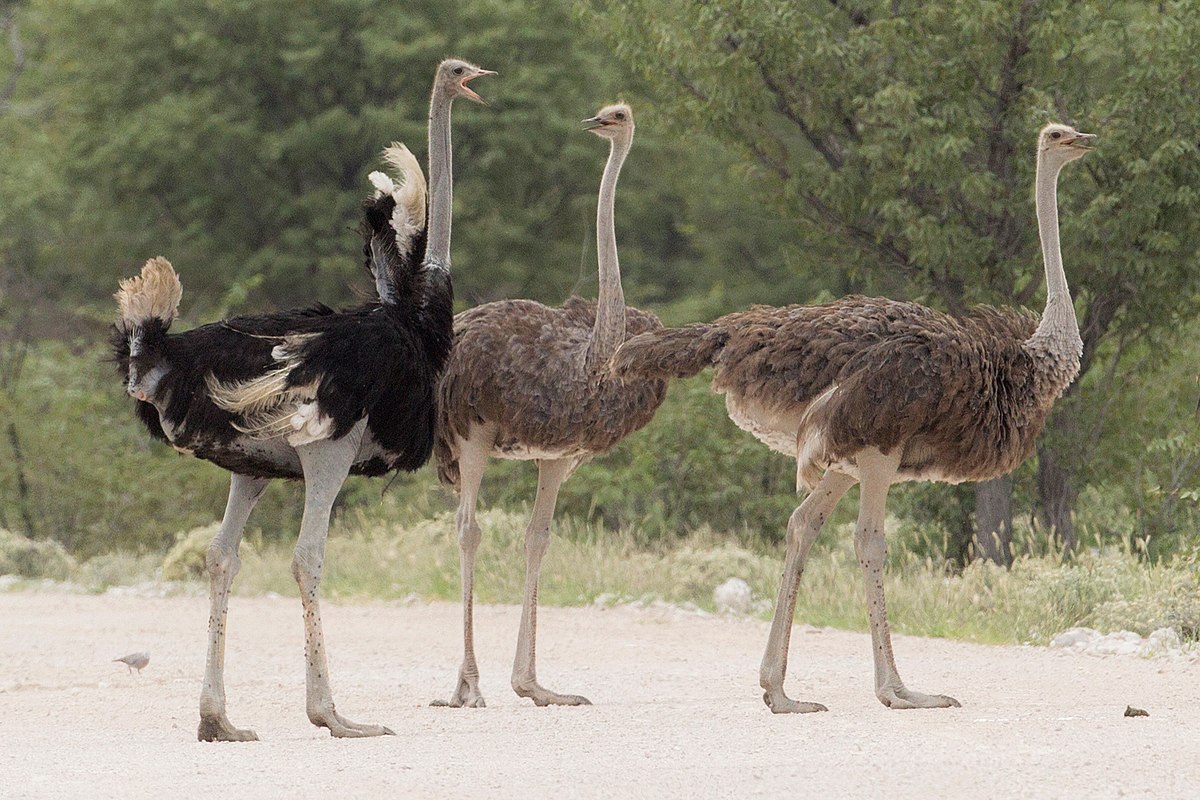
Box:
(432, 104), (665, 708)
(112, 59), (493, 740)
(612, 123), (1094, 712)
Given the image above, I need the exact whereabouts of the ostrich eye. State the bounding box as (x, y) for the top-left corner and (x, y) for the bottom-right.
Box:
(453, 66), (464, 75)
(615, 111), (625, 120)
(1050, 131), (1061, 140)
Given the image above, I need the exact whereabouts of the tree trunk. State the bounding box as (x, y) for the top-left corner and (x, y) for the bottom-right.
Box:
(942, 484), (976, 567)
(5, 419), (35, 536)
(1036, 444), (1076, 551)
(974, 475), (1014, 565)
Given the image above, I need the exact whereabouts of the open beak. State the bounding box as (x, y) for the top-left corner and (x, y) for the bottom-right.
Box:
(581, 116), (607, 131)
(1068, 132), (1096, 150)
(460, 69), (496, 104)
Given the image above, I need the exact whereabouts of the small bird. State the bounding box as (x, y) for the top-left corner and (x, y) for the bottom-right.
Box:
(114, 652), (150, 674)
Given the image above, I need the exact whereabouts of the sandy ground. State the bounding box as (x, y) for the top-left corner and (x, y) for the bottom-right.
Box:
(1, 591), (1197, 799)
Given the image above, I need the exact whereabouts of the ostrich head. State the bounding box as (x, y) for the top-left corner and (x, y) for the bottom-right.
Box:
(1039, 123), (1096, 166)
(582, 103), (634, 140)
(436, 58), (495, 103)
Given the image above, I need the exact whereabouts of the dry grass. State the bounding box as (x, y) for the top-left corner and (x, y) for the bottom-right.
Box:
(227, 502), (1199, 645)
(4, 503), (1196, 646)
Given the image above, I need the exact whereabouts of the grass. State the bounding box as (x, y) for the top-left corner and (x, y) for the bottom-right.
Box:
(4, 503), (1198, 646)
(182, 499), (1200, 645)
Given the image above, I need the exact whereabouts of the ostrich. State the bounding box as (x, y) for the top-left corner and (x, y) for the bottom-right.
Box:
(111, 58), (493, 740)
(612, 123), (1094, 713)
(432, 104), (666, 708)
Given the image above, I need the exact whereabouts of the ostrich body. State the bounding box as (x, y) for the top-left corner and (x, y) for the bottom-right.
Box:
(433, 104), (665, 708)
(111, 59), (492, 740)
(612, 124), (1093, 713)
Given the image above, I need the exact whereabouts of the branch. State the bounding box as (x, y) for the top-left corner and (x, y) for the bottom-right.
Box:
(1014, 270), (1043, 306)
(666, 67), (710, 103)
(982, 0), (1036, 267)
(669, 46), (910, 281)
(1082, 328), (1140, 457)
(1077, 282), (1128, 380)
(0, 5), (26, 114)
(724, 26), (848, 171)
(827, 0), (870, 27)
(757, 65), (845, 170)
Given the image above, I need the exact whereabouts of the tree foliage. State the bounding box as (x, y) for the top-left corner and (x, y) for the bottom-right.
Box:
(1, 0), (1200, 560)
(21, 0), (798, 316)
(587, 0), (1200, 547)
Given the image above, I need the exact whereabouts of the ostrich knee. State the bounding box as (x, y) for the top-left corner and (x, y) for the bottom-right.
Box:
(853, 523), (887, 569)
(457, 510), (481, 555)
(786, 503), (827, 553)
(291, 546), (324, 596)
(206, 542), (241, 582)
(524, 525), (551, 566)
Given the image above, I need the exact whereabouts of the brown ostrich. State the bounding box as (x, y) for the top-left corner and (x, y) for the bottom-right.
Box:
(432, 104), (666, 708)
(611, 123), (1094, 713)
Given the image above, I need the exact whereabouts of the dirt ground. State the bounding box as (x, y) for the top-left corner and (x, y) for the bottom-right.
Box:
(1, 591), (1197, 799)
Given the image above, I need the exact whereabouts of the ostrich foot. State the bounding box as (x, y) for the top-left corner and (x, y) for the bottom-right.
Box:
(762, 687), (828, 714)
(197, 714), (259, 742)
(513, 682), (591, 707)
(430, 674), (486, 708)
(877, 685), (961, 710)
(308, 707), (395, 738)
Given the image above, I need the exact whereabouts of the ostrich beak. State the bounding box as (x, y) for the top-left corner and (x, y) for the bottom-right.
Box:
(1068, 132), (1096, 150)
(460, 69), (496, 104)
(581, 116), (606, 130)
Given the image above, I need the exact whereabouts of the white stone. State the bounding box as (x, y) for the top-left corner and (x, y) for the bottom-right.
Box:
(713, 577), (752, 615)
(1049, 627), (1100, 649)
(1138, 627), (1183, 657)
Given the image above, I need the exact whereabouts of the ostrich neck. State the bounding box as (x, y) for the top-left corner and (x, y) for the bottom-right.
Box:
(1025, 150), (1082, 397)
(425, 86), (454, 268)
(585, 134), (631, 369)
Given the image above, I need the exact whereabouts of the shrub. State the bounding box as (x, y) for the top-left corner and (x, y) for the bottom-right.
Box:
(0, 527), (76, 580)
(161, 523), (259, 582)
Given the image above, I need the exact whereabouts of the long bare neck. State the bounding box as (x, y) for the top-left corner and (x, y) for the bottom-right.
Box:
(425, 84), (454, 268)
(585, 133), (632, 368)
(1024, 149), (1082, 398)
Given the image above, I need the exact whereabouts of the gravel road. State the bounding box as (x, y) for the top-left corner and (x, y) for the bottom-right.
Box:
(1, 591), (1197, 799)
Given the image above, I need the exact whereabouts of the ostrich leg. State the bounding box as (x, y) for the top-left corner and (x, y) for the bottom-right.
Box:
(855, 448), (960, 710)
(198, 473), (269, 742)
(432, 437), (490, 708)
(511, 457), (589, 706)
(760, 470), (855, 714)
(293, 422), (394, 737)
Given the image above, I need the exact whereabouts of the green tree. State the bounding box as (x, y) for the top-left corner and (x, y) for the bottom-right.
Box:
(26, 0), (800, 315)
(3, 0), (813, 551)
(588, 0), (1200, 557)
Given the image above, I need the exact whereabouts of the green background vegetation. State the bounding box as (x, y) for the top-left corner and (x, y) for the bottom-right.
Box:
(2, 0), (1199, 629)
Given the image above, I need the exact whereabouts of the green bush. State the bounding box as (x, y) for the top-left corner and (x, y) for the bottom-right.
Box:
(161, 522), (260, 582)
(0, 341), (311, 557)
(0, 527), (76, 580)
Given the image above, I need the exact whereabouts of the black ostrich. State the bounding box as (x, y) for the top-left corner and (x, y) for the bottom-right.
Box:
(111, 59), (493, 741)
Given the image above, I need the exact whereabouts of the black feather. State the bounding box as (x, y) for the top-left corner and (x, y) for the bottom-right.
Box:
(111, 184), (450, 481)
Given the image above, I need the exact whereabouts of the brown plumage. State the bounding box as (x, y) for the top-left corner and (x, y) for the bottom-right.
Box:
(614, 297), (1051, 487)
(431, 103), (666, 710)
(612, 123), (1095, 714)
(436, 297), (663, 486)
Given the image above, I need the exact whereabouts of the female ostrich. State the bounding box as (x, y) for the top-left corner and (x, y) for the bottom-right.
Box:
(112, 59), (492, 740)
(612, 123), (1094, 713)
(433, 104), (665, 708)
